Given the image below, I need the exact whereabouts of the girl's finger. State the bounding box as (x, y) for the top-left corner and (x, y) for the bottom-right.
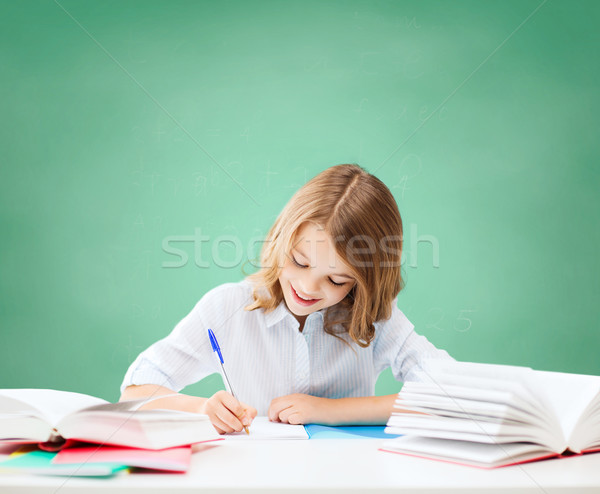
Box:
(268, 396), (291, 421)
(215, 403), (245, 432)
(277, 404), (295, 423)
(287, 411), (303, 425)
(217, 391), (247, 420)
(212, 423), (228, 434)
(213, 409), (240, 433)
(240, 404), (258, 425)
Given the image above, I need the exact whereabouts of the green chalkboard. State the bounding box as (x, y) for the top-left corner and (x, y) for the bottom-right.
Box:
(1, 0), (598, 403)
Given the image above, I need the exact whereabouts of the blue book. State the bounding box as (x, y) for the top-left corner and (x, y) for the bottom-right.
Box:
(305, 424), (401, 439)
(0, 449), (128, 477)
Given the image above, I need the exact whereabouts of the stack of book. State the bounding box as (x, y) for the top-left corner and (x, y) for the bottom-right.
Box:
(382, 360), (600, 468)
(0, 389), (221, 476)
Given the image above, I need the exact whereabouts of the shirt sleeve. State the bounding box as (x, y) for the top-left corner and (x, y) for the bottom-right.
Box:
(120, 283), (240, 394)
(372, 302), (454, 383)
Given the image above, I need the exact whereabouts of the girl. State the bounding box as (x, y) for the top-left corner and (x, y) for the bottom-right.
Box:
(120, 164), (452, 433)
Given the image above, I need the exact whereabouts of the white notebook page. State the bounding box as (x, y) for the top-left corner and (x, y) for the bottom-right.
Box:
(224, 416), (308, 440)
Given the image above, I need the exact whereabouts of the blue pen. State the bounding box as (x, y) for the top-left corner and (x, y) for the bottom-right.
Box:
(208, 328), (249, 434)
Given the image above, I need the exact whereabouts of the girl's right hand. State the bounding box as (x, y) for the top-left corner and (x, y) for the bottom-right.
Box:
(202, 390), (257, 434)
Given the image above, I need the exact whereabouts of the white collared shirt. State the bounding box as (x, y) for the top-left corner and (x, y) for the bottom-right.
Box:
(121, 280), (452, 415)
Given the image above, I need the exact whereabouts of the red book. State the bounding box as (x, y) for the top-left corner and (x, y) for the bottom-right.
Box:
(54, 443), (193, 473)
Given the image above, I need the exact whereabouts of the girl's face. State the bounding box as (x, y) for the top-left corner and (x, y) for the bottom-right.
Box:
(278, 222), (356, 323)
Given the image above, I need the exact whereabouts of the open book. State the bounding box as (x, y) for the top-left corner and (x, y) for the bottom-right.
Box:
(382, 361), (600, 468)
(0, 389), (220, 450)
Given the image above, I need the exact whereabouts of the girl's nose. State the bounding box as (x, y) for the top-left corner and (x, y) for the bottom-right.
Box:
(299, 276), (320, 296)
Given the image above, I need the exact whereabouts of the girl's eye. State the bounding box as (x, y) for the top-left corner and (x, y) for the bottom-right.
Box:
(292, 256), (308, 268)
(291, 254), (347, 287)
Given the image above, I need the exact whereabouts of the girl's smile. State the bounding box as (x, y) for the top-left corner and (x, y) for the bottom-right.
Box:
(278, 222), (356, 326)
(290, 284), (322, 306)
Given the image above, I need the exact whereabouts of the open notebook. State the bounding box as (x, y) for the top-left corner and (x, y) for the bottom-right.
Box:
(224, 417), (309, 440)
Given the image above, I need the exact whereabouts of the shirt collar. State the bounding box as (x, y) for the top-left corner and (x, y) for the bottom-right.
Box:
(264, 301), (325, 330)
(264, 302), (295, 328)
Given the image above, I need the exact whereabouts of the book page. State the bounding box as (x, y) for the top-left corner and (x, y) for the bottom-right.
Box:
(224, 417), (308, 440)
(57, 408), (217, 449)
(419, 361), (562, 429)
(0, 389), (107, 426)
(532, 370), (600, 445)
(381, 436), (555, 468)
(397, 385), (538, 423)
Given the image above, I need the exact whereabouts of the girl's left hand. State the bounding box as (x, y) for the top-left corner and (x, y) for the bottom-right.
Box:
(268, 393), (330, 425)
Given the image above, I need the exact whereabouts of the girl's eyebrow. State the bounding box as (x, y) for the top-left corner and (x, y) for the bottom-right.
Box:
(292, 248), (355, 280)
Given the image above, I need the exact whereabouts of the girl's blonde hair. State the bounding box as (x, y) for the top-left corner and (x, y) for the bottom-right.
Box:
(246, 164), (404, 347)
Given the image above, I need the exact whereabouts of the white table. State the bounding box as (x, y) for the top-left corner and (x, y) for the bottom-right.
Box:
(1, 439), (600, 493)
